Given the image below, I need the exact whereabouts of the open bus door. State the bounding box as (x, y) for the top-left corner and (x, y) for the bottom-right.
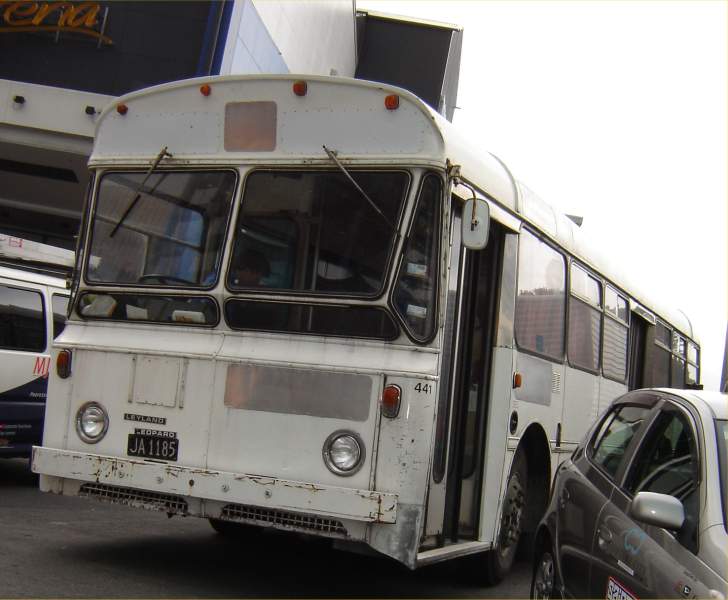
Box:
(423, 195), (508, 552)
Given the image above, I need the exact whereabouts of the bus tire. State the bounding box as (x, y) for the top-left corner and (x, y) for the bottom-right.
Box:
(483, 450), (528, 585)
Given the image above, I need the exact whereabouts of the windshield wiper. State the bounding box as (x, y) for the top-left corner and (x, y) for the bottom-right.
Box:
(110, 146), (173, 238)
(322, 145), (398, 235)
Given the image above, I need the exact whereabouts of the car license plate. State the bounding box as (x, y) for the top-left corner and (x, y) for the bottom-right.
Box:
(127, 429), (178, 461)
(606, 577), (637, 600)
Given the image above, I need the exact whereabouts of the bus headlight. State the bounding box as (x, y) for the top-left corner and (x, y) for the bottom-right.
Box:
(75, 402), (109, 444)
(323, 431), (364, 476)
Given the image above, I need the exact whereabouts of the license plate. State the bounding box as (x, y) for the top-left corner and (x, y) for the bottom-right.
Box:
(127, 432), (179, 461)
(606, 577), (637, 600)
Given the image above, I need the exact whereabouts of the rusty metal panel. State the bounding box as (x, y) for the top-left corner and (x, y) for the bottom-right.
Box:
(224, 364), (371, 422)
(32, 447), (397, 523)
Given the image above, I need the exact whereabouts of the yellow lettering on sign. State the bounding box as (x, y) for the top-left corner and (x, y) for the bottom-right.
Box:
(0, 0), (111, 44)
(3, 1), (37, 26)
(66, 2), (98, 28)
(32, 2), (72, 26)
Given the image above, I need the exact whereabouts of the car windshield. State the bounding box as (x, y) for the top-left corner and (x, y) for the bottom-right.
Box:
(227, 170), (409, 296)
(86, 170), (236, 287)
(716, 419), (728, 530)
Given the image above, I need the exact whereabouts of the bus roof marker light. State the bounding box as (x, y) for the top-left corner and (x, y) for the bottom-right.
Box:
(384, 94), (399, 110)
(292, 80), (308, 96)
(200, 84), (212, 97)
(381, 384), (402, 419)
(116, 103), (128, 115)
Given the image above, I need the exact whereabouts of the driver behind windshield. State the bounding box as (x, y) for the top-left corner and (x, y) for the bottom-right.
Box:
(230, 249), (270, 287)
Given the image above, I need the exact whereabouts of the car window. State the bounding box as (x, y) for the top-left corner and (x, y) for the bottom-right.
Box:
(625, 406), (699, 551)
(591, 405), (651, 478)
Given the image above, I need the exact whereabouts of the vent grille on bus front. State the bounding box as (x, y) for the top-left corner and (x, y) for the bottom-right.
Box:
(79, 483), (188, 514)
(221, 503), (347, 536)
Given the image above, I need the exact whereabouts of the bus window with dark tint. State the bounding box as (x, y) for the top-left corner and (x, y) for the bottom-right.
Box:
(568, 263), (602, 373)
(225, 300), (399, 340)
(0, 285), (46, 352)
(229, 170), (408, 297)
(591, 404), (651, 478)
(79, 293), (218, 326)
(393, 174), (441, 341)
(52, 295), (69, 339)
(603, 285), (628, 382)
(652, 321), (672, 386)
(515, 230), (566, 360)
(686, 342), (699, 385)
(671, 333), (686, 388)
(87, 170), (236, 288)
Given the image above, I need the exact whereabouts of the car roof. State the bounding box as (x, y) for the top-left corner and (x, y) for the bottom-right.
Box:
(649, 388), (728, 421)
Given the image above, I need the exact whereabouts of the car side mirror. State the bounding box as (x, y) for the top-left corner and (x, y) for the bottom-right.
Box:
(629, 491), (685, 530)
(462, 197), (490, 250)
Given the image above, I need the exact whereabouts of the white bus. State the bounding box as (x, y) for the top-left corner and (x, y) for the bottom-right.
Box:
(32, 75), (700, 582)
(1, 236), (72, 460)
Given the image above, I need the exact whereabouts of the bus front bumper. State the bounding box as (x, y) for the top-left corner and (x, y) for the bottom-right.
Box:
(32, 446), (397, 524)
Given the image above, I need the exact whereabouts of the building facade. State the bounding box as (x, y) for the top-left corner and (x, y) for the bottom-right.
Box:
(0, 1), (461, 248)
(0, 0), (357, 248)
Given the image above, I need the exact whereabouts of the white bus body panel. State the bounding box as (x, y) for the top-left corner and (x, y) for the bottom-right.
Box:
(91, 76), (444, 165)
(38, 320), (443, 564)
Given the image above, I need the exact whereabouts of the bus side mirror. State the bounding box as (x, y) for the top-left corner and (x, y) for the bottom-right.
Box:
(462, 197), (490, 250)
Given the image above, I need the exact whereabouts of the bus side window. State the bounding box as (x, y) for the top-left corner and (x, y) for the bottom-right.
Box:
(670, 332), (687, 388)
(686, 342), (699, 386)
(603, 286), (629, 382)
(0, 284), (46, 352)
(567, 263), (602, 373)
(392, 174), (441, 342)
(648, 321), (672, 387)
(514, 230), (566, 361)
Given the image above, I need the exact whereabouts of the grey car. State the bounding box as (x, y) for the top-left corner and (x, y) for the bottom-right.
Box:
(531, 389), (727, 599)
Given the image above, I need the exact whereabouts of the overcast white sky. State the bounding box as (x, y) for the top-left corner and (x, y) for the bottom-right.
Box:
(359, 0), (727, 390)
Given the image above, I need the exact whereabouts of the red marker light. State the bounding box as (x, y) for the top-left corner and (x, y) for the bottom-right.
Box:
(57, 350), (72, 379)
(513, 372), (523, 389)
(116, 103), (128, 115)
(381, 384), (402, 419)
(384, 94), (399, 110)
(200, 84), (211, 97)
(292, 80), (308, 96)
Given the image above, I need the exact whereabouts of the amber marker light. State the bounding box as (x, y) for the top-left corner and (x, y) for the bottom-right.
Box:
(384, 94), (400, 110)
(381, 384), (402, 419)
(200, 84), (211, 96)
(57, 349), (72, 379)
(513, 372), (523, 389)
(292, 80), (308, 96)
(116, 103), (128, 115)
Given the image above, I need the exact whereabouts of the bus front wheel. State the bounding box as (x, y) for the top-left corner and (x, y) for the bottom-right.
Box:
(483, 450), (528, 585)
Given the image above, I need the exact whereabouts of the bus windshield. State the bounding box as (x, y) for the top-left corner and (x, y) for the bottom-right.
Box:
(228, 170), (409, 296)
(86, 170), (236, 287)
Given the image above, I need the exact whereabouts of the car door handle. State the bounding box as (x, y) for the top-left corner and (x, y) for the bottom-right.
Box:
(597, 526), (613, 549)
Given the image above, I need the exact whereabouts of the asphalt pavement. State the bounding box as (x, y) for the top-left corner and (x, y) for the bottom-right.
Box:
(0, 458), (531, 598)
